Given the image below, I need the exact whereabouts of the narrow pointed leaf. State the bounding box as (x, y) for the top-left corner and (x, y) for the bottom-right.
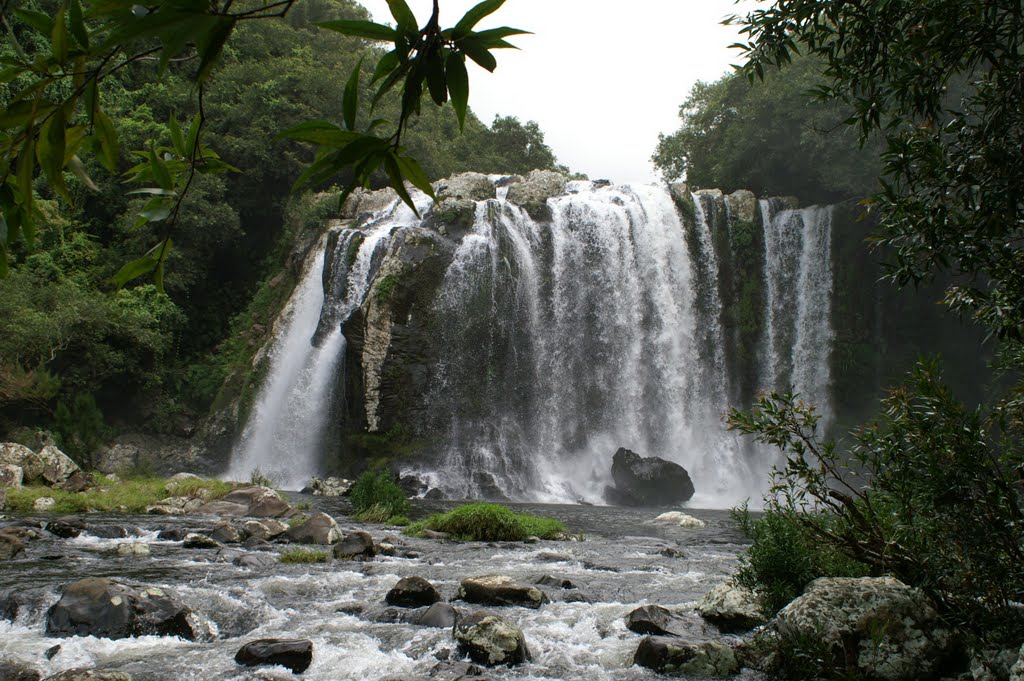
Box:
(37, 107), (71, 204)
(185, 112), (201, 157)
(454, 0), (505, 34)
(425, 52), (447, 105)
(111, 255), (158, 288)
(396, 155), (434, 198)
(93, 108), (119, 171)
(385, 0), (417, 31)
(446, 52), (469, 131)
(51, 3), (69, 63)
(384, 154), (417, 216)
(343, 58), (363, 131)
(14, 9), (54, 36)
(68, 155), (98, 191)
(169, 113), (185, 156)
(195, 17), (235, 86)
(148, 146), (174, 190)
(371, 50), (400, 84)
(459, 39), (497, 71)
(315, 19), (396, 41)
(68, 0), (88, 48)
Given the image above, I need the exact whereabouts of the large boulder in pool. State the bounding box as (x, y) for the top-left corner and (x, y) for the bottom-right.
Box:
(605, 448), (694, 506)
(46, 578), (196, 640)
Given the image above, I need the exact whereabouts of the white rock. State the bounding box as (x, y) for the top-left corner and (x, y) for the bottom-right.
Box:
(695, 579), (766, 632)
(34, 496), (56, 511)
(0, 442), (43, 482)
(653, 511), (706, 528)
(117, 542), (150, 557)
(0, 464), (23, 489)
(37, 444), (80, 485)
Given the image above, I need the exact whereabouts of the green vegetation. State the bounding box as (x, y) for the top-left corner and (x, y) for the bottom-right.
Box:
(349, 470), (409, 522)
(5, 475), (232, 514)
(405, 502), (566, 541)
(279, 548), (329, 564)
(373, 274), (400, 304)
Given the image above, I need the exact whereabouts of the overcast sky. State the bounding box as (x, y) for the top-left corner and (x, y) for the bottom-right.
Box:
(358, 1), (757, 183)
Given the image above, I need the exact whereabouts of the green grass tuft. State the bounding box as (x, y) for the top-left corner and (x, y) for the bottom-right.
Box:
(350, 470), (409, 519)
(404, 502), (566, 541)
(5, 475), (232, 514)
(279, 547), (328, 564)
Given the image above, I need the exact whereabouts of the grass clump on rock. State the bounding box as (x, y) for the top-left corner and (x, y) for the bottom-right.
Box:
(350, 470), (409, 523)
(5, 475), (233, 514)
(279, 548), (329, 564)
(406, 503), (566, 541)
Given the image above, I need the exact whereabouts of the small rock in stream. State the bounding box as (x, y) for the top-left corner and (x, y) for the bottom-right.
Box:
(455, 575), (549, 609)
(416, 602), (459, 628)
(332, 531), (375, 560)
(454, 611), (530, 666)
(182, 533), (220, 549)
(234, 638), (313, 674)
(45, 645), (61, 660)
(46, 577), (196, 640)
(633, 637), (739, 677)
(43, 668), (133, 680)
(385, 576), (443, 608)
(115, 543), (149, 557)
(286, 513), (340, 545)
(626, 604), (684, 636)
(0, 531), (24, 560)
(45, 518), (84, 538)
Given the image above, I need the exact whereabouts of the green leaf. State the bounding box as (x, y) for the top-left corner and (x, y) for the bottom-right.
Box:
(278, 120), (362, 147)
(0, 243), (8, 278)
(371, 50), (401, 84)
(454, 0), (505, 34)
(396, 155), (434, 199)
(343, 58), (363, 132)
(68, 0), (88, 48)
(138, 196), (172, 223)
(14, 9), (54, 36)
(169, 113), (186, 156)
(127, 188), (177, 196)
(384, 153), (417, 215)
(148, 145), (174, 191)
(152, 238), (172, 293)
(385, 0), (417, 31)
(185, 112), (201, 157)
(111, 255), (158, 289)
(471, 26), (530, 43)
(93, 107), (119, 172)
(459, 39), (497, 72)
(37, 107), (71, 204)
(68, 155), (98, 191)
(425, 52), (447, 106)
(0, 100), (51, 129)
(195, 17), (235, 86)
(315, 19), (397, 41)
(446, 52), (469, 131)
(51, 3), (69, 63)
(16, 135), (34, 209)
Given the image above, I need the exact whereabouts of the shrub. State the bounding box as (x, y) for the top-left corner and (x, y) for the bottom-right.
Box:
(279, 548), (328, 564)
(728, 359), (1024, 644)
(350, 470), (409, 521)
(405, 502), (566, 541)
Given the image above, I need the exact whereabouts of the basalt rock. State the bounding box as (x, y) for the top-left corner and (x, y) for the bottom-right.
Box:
(0, 658), (41, 681)
(455, 575), (548, 609)
(625, 604), (684, 636)
(234, 638), (313, 674)
(385, 576), (443, 608)
(454, 611), (530, 666)
(332, 531), (375, 560)
(46, 578), (196, 640)
(634, 637), (739, 677)
(605, 448), (694, 506)
(37, 445), (80, 486)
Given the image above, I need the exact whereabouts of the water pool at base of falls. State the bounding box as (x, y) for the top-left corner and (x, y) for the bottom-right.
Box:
(0, 498), (764, 680)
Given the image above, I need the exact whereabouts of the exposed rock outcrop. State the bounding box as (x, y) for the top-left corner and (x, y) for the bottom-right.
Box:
(505, 169), (566, 220)
(46, 578), (196, 640)
(605, 448), (694, 506)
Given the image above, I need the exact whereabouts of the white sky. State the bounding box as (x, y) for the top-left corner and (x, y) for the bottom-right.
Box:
(358, 1), (757, 183)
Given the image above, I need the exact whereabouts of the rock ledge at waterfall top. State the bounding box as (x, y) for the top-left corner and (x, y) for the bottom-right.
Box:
(604, 448), (695, 506)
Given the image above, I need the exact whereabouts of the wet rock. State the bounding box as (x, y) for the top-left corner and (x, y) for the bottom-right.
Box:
(37, 445), (80, 486)
(0, 590), (21, 620)
(535, 551), (573, 562)
(420, 529), (449, 540)
(386, 576), (443, 608)
(423, 488), (445, 500)
(234, 553), (277, 568)
(0, 443), (42, 482)
(454, 611), (530, 666)
(775, 576), (953, 681)
(657, 547), (687, 559)
(156, 528), (187, 541)
(0, 658), (40, 681)
(435, 172), (496, 202)
(333, 531), (375, 560)
(605, 447), (694, 505)
(210, 522), (245, 544)
(221, 486), (290, 518)
(653, 511), (705, 528)
(235, 638), (313, 674)
(43, 670), (132, 681)
(634, 637), (739, 677)
(147, 497), (205, 515)
(193, 500), (248, 516)
(0, 531), (24, 560)
(57, 471), (94, 493)
(45, 518), (84, 539)
(427, 660), (490, 679)
(362, 605), (415, 624)
(505, 169), (567, 220)
(33, 497), (56, 512)
(181, 533), (220, 549)
(1011, 643), (1024, 681)
(242, 519), (288, 541)
(46, 577), (196, 640)
(0, 464), (23, 489)
(305, 476), (352, 496)
(241, 537), (273, 551)
(455, 575), (548, 609)
(696, 579), (765, 633)
(115, 543), (150, 557)
(416, 602), (459, 628)
(398, 474), (427, 497)
(45, 646), (60, 660)
(425, 198), (477, 238)
(625, 604), (683, 636)
(88, 525), (130, 539)
(286, 513), (341, 545)
(534, 575), (577, 590)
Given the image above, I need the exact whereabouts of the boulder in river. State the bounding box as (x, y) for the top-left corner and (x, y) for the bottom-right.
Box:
(634, 636), (739, 677)
(625, 604), (684, 636)
(0, 532), (25, 561)
(605, 448), (694, 506)
(696, 579), (765, 633)
(653, 511), (705, 528)
(455, 575), (548, 609)
(332, 531), (375, 560)
(774, 576), (954, 681)
(42, 669), (132, 681)
(210, 522), (245, 544)
(181, 533), (220, 549)
(46, 577), (196, 640)
(0, 658), (41, 680)
(286, 513), (341, 545)
(385, 576), (443, 608)
(220, 486), (290, 518)
(415, 602), (458, 628)
(234, 638), (313, 674)
(46, 518), (85, 539)
(303, 476), (352, 496)
(242, 519), (288, 541)
(454, 611), (531, 666)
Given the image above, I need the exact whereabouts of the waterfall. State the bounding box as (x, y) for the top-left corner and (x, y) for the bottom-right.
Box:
(759, 200), (835, 424)
(226, 178), (836, 506)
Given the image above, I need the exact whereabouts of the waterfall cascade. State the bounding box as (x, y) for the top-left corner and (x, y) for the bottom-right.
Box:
(226, 178), (835, 506)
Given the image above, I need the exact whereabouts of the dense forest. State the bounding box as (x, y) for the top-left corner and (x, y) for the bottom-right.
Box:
(0, 0), (563, 462)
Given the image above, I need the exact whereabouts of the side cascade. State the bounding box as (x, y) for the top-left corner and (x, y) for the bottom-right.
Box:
(225, 175), (836, 506)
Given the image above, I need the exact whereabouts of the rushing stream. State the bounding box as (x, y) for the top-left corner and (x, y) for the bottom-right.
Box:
(0, 499), (759, 680)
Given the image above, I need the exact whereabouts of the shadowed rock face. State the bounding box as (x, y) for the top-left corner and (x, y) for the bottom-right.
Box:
(605, 448), (695, 506)
(46, 578), (196, 640)
(234, 638), (313, 674)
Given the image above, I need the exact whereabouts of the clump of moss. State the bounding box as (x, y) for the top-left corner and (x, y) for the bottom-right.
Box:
(5, 475), (232, 514)
(279, 548), (328, 564)
(405, 503), (566, 541)
(374, 273), (399, 303)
